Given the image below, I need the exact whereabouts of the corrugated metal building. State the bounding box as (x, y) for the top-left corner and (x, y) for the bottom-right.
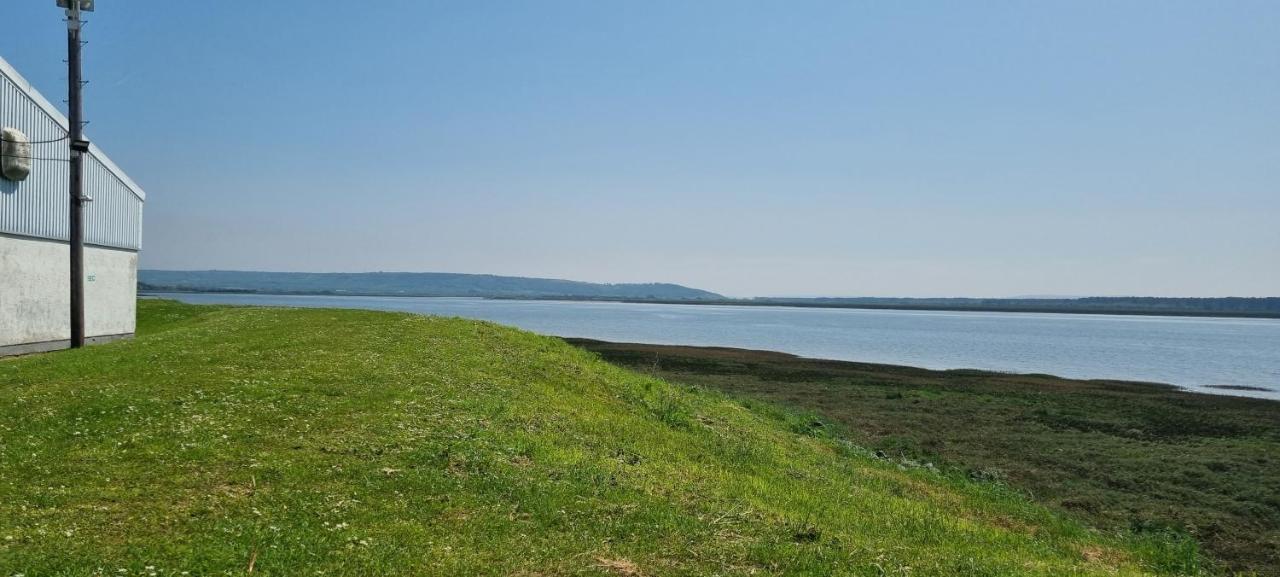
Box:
(1, 54), (146, 355)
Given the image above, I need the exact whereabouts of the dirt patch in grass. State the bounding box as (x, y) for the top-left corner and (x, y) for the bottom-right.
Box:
(595, 557), (644, 576)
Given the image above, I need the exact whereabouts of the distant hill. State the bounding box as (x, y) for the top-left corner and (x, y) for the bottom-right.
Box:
(138, 270), (1276, 318)
(138, 269), (723, 300)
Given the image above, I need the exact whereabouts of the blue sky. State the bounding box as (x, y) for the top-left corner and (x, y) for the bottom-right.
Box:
(3, 1), (1277, 297)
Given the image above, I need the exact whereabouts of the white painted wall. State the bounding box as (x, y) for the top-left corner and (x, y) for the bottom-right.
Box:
(0, 235), (137, 347)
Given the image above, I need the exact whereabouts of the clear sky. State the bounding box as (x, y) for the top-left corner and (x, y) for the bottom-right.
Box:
(3, 1), (1277, 297)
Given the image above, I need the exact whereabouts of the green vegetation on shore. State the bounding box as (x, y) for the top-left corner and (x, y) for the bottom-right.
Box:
(572, 340), (1280, 576)
(0, 301), (1205, 576)
(740, 297), (1280, 318)
(533, 296), (1280, 319)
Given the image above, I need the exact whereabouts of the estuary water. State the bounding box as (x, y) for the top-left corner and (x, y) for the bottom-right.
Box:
(151, 292), (1280, 400)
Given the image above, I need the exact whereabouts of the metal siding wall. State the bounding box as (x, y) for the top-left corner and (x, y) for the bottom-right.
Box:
(0, 63), (143, 250)
(84, 153), (142, 249)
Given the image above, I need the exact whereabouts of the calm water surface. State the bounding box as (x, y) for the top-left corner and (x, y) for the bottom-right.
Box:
(152, 293), (1280, 400)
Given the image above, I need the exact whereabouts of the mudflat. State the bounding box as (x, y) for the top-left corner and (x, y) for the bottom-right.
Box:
(571, 339), (1280, 576)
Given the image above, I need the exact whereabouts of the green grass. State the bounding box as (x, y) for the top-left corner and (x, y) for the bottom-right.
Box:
(571, 340), (1280, 576)
(0, 301), (1208, 576)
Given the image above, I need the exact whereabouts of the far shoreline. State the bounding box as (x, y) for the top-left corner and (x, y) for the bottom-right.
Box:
(139, 289), (1280, 320)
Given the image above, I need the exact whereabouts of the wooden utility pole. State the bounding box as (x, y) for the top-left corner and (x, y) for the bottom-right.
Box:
(64, 0), (92, 348)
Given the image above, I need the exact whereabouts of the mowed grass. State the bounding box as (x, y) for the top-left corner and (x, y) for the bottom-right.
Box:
(0, 301), (1205, 576)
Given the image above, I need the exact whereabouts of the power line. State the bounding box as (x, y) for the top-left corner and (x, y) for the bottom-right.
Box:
(1, 134), (71, 145)
(0, 152), (70, 162)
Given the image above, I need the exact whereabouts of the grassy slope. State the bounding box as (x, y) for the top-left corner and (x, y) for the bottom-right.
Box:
(570, 341), (1280, 576)
(0, 301), (1203, 576)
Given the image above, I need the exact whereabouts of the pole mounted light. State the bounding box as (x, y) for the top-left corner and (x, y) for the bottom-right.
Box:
(56, 1), (95, 11)
(57, 0), (93, 348)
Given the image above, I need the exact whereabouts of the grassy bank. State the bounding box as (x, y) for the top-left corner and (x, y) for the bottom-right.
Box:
(570, 340), (1280, 576)
(0, 301), (1207, 576)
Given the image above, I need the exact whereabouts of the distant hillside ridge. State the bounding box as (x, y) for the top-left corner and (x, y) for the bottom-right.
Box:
(138, 269), (724, 300)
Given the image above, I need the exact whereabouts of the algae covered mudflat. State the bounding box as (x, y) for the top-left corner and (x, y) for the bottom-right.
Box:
(572, 339), (1280, 575)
